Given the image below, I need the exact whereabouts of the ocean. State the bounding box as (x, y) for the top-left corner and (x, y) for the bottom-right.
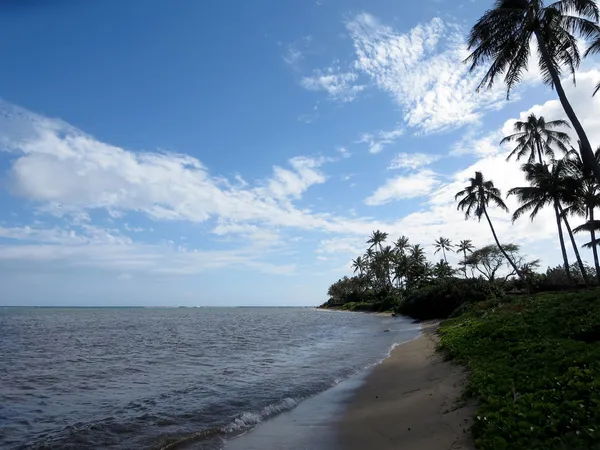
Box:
(0, 307), (419, 449)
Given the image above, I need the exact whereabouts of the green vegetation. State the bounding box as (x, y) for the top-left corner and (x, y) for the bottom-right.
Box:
(320, 2), (600, 448)
(440, 290), (600, 450)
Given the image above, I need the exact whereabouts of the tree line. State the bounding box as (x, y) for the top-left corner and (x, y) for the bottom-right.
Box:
(324, 0), (600, 313)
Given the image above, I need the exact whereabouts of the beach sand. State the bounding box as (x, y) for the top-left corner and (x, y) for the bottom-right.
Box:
(335, 321), (476, 450)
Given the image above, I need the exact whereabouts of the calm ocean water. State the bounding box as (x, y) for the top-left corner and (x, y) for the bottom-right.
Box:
(0, 307), (418, 449)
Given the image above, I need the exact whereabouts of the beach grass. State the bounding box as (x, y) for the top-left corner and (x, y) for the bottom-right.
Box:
(439, 289), (600, 450)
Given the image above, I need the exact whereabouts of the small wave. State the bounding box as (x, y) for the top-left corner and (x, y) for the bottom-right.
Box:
(157, 397), (300, 450)
(223, 397), (298, 433)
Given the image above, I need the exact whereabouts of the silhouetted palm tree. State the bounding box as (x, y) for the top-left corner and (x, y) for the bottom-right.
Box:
(433, 237), (453, 263)
(502, 113), (570, 164)
(466, 0), (600, 184)
(457, 239), (475, 278)
(566, 147), (600, 283)
(586, 34), (600, 96)
(367, 230), (388, 252)
(502, 112), (574, 280)
(455, 171), (525, 281)
(509, 161), (589, 285)
(351, 256), (367, 277)
(394, 235), (410, 254)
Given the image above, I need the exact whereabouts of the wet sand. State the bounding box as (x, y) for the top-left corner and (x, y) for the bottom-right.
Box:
(336, 322), (476, 450)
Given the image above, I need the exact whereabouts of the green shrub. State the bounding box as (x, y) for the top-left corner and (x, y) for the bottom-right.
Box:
(340, 301), (379, 312)
(440, 290), (600, 450)
(398, 278), (502, 320)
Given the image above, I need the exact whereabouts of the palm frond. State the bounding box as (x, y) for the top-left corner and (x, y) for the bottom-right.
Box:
(549, 0), (600, 22)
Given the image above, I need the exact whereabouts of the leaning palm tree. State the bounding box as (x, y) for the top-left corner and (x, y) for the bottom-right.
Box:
(456, 239), (475, 278)
(502, 113), (571, 164)
(455, 171), (525, 281)
(466, 0), (600, 184)
(433, 237), (453, 263)
(509, 161), (589, 285)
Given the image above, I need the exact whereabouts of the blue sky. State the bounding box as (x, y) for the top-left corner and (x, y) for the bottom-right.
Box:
(1, 0), (600, 306)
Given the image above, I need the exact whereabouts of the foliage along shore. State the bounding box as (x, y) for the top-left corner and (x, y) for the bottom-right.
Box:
(439, 289), (600, 450)
(318, 0), (600, 447)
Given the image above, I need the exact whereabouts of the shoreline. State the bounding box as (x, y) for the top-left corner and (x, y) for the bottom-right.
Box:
(335, 321), (475, 450)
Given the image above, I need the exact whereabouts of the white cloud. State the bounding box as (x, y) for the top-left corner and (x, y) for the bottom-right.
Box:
(345, 14), (511, 133)
(282, 35), (313, 68)
(337, 146), (351, 158)
(364, 170), (439, 205)
(316, 236), (366, 255)
(358, 127), (404, 154)
(300, 68), (366, 102)
(512, 70), (600, 149)
(264, 156), (327, 200)
(0, 224), (295, 276)
(450, 127), (505, 157)
(388, 152), (440, 170)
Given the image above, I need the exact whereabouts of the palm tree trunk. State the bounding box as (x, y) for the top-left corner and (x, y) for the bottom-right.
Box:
(558, 204), (590, 286)
(534, 31), (600, 186)
(462, 250), (468, 279)
(535, 140), (544, 165)
(590, 208), (600, 285)
(554, 202), (572, 284)
(442, 247), (447, 263)
(483, 206), (525, 281)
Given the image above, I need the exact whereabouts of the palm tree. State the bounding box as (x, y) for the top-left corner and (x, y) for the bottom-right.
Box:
(433, 237), (453, 263)
(502, 112), (574, 281)
(351, 256), (367, 277)
(455, 171), (525, 281)
(466, 0), (600, 185)
(367, 230), (388, 252)
(502, 114), (570, 164)
(433, 260), (455, 278)
(586, 35), (600, 96)
(456, 239), (475, 278)
(566, 147), (600, 283)
(393, 235), (410, 254)
(508, 161), (589, 285)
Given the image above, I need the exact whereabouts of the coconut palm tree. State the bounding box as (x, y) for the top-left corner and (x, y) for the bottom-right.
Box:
(466, 0), (600, 184)
(433, 260), (455, 278)
(433, 237), (453, 263)
(367, 230), (388, 252)
(565, 147), (600, 283)
(457, 239), (475, 278)
(455, 171), (525, 281)
(502, 113), (571, 164)
(502, 112), (574, 280)
(394, 235), (410, 254)
(586, 35), (600, 96)
(351, 256), (367, 277)
(508, 161), (589, 285)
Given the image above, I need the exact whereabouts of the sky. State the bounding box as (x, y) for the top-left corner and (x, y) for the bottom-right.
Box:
(1, 0), (600, 306)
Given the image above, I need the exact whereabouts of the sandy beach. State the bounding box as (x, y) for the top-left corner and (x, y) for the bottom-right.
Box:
(335, 322), (475, 450)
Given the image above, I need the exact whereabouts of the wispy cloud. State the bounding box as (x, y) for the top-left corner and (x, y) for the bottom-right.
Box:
(300, 67), (366, 102)
(345, 14), (510, 133)
(388, 152), (440, 170)
(282, 35), (313, 68)
(364, 169), (439, 205)
(358, 127), (404, 154)
(337, 146), (351, 158)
